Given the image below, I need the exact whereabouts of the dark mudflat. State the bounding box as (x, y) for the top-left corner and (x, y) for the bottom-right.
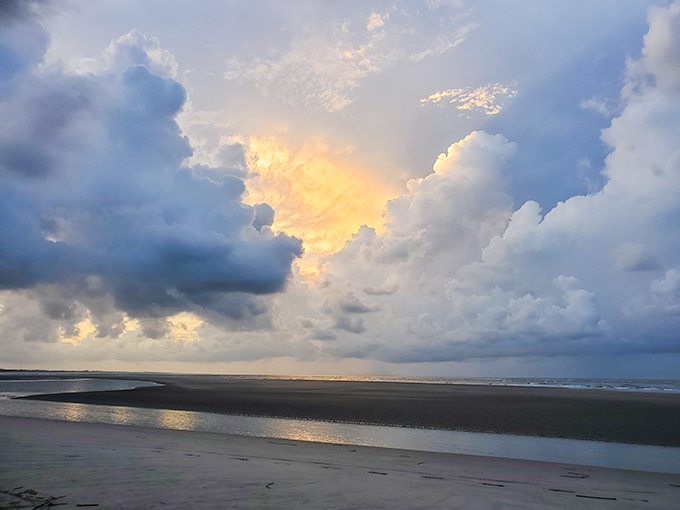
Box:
(20, 374), (680, 446)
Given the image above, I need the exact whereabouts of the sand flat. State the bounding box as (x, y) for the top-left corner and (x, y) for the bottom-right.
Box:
(1, 416), (678, 509)
(24, 375), (680, 446)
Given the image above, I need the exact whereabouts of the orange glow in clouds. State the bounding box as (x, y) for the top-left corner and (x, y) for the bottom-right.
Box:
(167, 312), (203, 344)
(59, 316), (97, 346)
(244, 136), (397, 273)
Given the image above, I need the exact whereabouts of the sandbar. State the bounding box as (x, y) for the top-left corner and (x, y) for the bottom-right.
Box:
(21, 374), (680, 446)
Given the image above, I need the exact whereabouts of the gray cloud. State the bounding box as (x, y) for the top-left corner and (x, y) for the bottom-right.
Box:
(0, 0), (45, 23)
(0, 25), (302, 327)
(0, 2), (49, 86)
(363, 284), (399, 296)
(333, 315), (366, 334)
(339, 292), (379, 314)
(252, 203), (275, 232)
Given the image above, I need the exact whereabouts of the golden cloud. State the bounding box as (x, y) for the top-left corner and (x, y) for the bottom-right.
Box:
(421, 83), (517, 115)
(244, 136), (397, 273)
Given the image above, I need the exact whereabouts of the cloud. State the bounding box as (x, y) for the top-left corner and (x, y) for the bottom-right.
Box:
(613, 243), (662, 272)
(421, 83), (518, 115)
(580, 97), (616, 117)
(0, 0), (45, 23)
(0, 1), (49, 83)
(225, 3), (474, 112)
(333, 315), (366, 334)
(339, 293), (380, 314)
(1, 1), (678, 373)
(243, 135), (397, 270)
(224, 23), (380, 113)
(648, 269), (680, 315)
(293, 2), (680, 363)
(641, 2), (680, 93)
(74, 30), (179, 78)
(367, 12), (386, 31)
(0, 19), (302, 339)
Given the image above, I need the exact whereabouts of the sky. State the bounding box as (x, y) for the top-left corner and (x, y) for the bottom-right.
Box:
(0, 0), (679, 378)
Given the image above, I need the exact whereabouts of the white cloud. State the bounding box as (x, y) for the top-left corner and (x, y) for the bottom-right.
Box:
(80, 30), (179, 78)
(641, 1), (680, 93)
(225, 4), (474, 112)
(580, 97), (616, 117)
(225, 32), (377, 113)
(421, 83), (518, 115)
(648, 269), (680, 314)
(284, 2), (680, 363)
(367, 12), (386, 31)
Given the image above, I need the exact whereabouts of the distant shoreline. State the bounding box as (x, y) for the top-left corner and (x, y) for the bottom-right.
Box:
(3, 369), (679, 393)
(18, 373), (680, 447)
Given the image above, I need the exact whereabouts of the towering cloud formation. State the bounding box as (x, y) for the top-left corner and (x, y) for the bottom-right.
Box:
(299, 1), (680, 363)
(0, 7), (301, 341)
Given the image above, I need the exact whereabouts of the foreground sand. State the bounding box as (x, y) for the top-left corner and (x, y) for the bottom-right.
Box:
(1, 416), (678, 509)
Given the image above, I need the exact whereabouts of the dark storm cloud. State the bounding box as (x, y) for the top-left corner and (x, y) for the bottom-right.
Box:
(0, 0), (44, 22)
(252, 203), (275, 232)
(0, 1), (49, 84)
(0, 23), (301, 321)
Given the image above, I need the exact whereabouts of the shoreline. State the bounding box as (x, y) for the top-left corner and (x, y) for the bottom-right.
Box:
(18, 374), (680, 446)
(2, 415), (679, 509)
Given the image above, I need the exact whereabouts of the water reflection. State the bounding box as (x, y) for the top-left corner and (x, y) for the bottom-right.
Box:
(1, 396), (678, 474)
(109, 405), (133, 425)
(0, 378), (160, 398)
(263, 419), (351, 445)
(57, 403), (88, 423)
(158, 408), (197, 431)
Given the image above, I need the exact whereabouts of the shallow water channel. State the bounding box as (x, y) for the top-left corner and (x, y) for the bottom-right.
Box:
(1, 378), (678, 474)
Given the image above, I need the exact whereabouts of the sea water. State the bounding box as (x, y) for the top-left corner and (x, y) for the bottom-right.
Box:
(0, 375), (678, 474)
(230, 374), (680, 394)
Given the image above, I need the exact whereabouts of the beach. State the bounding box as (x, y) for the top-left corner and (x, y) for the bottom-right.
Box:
(22, 374), (680, 446)
(2, 415), (679, 509)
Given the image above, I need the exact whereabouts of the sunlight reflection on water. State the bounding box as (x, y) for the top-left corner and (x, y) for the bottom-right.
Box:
(158, 408), (197, 430)
(1, 396), (678, 474)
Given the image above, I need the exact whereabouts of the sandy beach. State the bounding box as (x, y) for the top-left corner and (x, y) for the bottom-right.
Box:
(22, 374), (680, 446)
(1, 415), (679, 509)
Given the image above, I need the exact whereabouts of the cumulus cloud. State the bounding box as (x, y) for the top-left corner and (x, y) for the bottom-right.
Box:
(285, 131), (517, 358)
(74, 30), (179, 78)
(291, 2), (680, 363)
(641, 2), (680, 93)
(0, 10), (302, 348)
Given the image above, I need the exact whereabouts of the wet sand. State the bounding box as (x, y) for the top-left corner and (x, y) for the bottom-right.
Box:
(21, 374), (680, 446)
(1, 416), (678, 509)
